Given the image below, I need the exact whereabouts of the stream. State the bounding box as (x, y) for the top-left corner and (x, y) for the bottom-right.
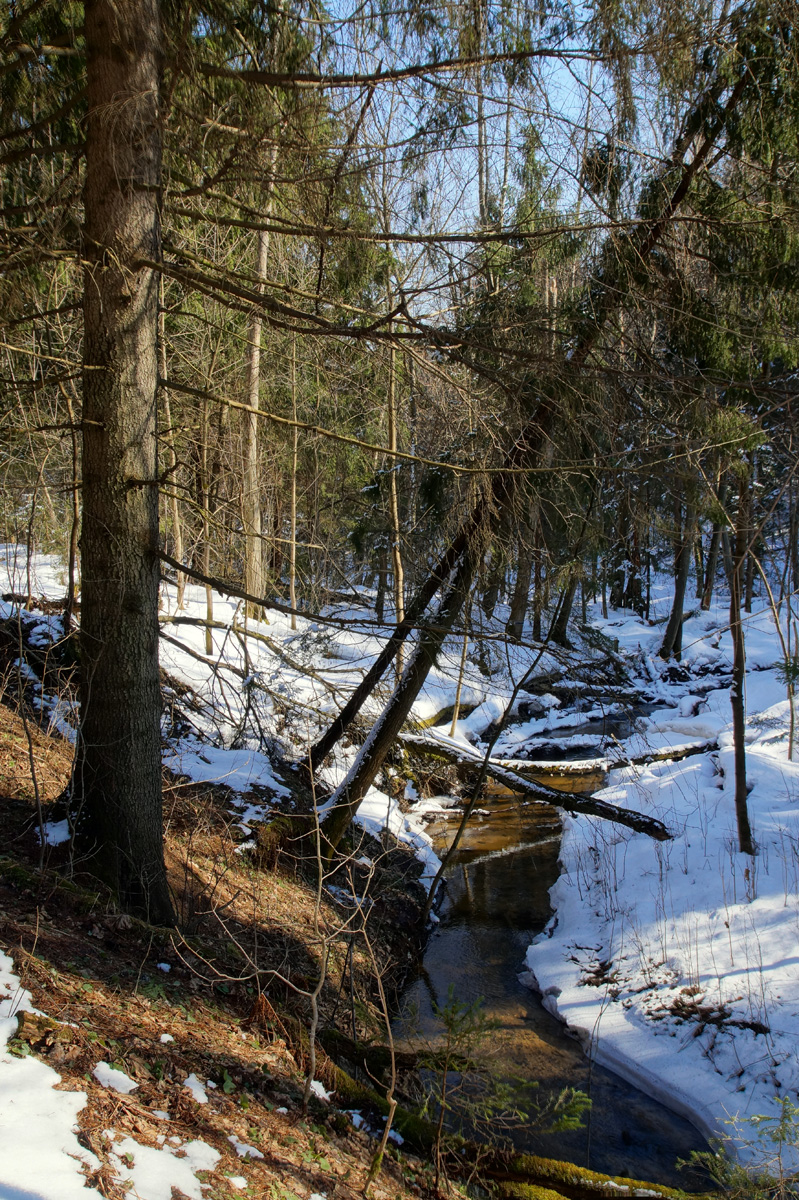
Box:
(398, 713), (712, 1189)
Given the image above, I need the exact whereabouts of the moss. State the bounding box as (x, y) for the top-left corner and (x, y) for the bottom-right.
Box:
(0, 858), (36, 887)
(503, 1154), (711, 1200)
(496, 1182), (571, 1200)
(254, 815), (314, 869)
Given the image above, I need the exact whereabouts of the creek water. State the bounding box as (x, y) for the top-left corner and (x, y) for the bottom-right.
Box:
(398, 743), (712, 1189)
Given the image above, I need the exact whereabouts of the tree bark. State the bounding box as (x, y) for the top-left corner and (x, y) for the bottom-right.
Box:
(701, 480), (727, 610)
(74, 0), (173, 924)
(659, 503), (695, 660)
(729, 476), (754, 855)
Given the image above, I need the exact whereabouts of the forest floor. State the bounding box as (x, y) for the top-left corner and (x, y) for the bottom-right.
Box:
(0, 699), (439, 1200)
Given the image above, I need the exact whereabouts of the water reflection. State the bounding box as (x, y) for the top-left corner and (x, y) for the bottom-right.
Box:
(397, 801), (710, 1188)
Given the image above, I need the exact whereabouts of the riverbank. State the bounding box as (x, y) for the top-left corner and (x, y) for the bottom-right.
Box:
(520, 600), (799, 1173)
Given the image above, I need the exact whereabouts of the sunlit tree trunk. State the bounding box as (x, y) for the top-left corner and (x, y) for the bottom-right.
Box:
(74, 0), (173, 924)
(387, 337), (405, 674)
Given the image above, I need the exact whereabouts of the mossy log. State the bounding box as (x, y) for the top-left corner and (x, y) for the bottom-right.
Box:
(493, 1153), (711, 1200)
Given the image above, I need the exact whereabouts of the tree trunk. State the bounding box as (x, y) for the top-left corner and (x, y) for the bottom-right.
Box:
(549, 572), (579, 647)
(159, 297), (184, 608)
(289, 336), (299, 630)
(386, 339), (405, 673)
(782, 484), (796, 597)
(309, 78), (747, 776)
(532, 526), (543, 642)
(659, 503), (695, 660)
(74, 0), (173, 925)
(728, 478), (754, 855)
(694, 531), (704, 599)
(320, 547), (478, 853)
(701, 481), (727, 611)
(506, 529), (533, 640)
(480, 545), (504, 618)
(242, 228), (270, 614)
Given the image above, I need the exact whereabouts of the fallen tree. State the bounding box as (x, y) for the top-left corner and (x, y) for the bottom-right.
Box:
(401, 732), (673, 842)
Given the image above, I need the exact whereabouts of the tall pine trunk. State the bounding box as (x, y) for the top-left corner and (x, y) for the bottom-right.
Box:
(74, 0), (173, 924)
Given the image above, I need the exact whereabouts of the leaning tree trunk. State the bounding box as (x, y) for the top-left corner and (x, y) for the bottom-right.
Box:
(320, 547), (478, 854)
(309, 72), (749, 778)
(74, 0), (174, 924)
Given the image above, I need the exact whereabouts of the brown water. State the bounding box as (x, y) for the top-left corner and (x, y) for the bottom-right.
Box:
(398, 796), (711, 1189)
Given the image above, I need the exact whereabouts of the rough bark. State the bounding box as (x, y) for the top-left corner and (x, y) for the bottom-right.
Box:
(74, 0), (173, 924)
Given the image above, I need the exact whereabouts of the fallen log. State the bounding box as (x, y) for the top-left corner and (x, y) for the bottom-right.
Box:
(401, 733), (672, 841)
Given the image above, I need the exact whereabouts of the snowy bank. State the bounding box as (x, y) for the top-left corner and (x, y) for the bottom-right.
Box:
(525, 600), (799, 1168)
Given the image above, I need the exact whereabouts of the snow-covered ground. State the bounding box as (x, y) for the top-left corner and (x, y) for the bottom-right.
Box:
(0, 948), (225, 1200)
(4, 543), (799, 1178)
(522, 599), (799, 1170)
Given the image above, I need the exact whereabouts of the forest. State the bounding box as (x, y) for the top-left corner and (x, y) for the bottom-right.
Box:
(1, 0), (799, 1198)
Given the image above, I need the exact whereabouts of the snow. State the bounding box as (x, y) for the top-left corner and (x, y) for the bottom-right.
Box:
(38, 819), (71, 846)
(0, 950), (101, 1199)
(159, 1033), (174, 1044)
(310, 1078), (332, 1101)
(10, 544), (799, 1182)
(228, 1133), (264, 1159)
(523, 594), (799, 1167)
(183, 1073), (209, 1104)
(106, 1131), (220, 1200)
(165, 739), (290, 797)
(93, 1060), (138, 1093)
